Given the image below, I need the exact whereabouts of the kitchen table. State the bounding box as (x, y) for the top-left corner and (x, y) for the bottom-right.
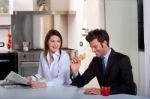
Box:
(0, 86), (149, 99)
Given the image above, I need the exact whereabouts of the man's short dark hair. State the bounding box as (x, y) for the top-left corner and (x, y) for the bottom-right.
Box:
(86, 29), (109, 46)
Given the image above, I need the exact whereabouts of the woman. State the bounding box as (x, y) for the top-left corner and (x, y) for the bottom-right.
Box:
(27, 29), (71, 88)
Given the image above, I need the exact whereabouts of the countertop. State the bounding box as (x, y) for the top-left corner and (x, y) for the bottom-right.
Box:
(0, 86), (149, 99)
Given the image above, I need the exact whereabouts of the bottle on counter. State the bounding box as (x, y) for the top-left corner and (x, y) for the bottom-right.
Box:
(7, 31), (12, 52)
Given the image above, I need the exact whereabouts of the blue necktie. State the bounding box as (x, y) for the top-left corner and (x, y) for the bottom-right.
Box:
(101, 57), (105, 75)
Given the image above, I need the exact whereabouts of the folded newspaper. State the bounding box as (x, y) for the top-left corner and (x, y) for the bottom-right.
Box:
(0, 71), (30, 86)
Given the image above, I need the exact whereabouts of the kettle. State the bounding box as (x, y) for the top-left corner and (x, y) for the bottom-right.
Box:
(23, 41), (30, 51)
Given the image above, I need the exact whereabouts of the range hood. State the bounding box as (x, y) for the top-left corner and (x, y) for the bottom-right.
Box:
(13, 11), (76, 15)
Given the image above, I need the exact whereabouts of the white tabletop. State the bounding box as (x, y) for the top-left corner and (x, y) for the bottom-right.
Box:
(0, 86), (149, 99)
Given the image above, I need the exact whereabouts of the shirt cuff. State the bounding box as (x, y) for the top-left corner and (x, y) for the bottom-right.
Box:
(72, 72), (79, 79)
(31, 74), (42, 81)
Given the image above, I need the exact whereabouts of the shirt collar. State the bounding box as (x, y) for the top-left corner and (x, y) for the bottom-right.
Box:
(47, 50), (61, 63)
(53, 50), (61, 57)
(103, 48), (111, 60)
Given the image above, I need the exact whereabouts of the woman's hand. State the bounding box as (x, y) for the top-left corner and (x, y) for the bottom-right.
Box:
(70, 57), (81, 75)
(30, 81), (47, 89)
(26, 76), (32, 83)
(84, 88), (101, 95)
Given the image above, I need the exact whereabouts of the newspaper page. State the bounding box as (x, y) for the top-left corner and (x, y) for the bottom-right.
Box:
(0, 71), (30, 86)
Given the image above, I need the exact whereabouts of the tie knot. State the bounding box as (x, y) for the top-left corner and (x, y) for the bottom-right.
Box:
(102, 57), (105, 60)
(102, 57), (105, 62)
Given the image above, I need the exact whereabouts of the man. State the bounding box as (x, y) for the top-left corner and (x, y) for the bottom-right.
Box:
(71, 29), (136, 95)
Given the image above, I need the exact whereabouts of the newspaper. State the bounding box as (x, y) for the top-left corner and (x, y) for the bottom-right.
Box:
(0, 71), (30, 86)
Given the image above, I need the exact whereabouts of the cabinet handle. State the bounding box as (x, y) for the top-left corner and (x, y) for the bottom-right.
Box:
(0, 59), (10, 62)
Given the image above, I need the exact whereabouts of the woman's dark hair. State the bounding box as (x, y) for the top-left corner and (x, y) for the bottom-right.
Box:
(86, 29), (109, 46)
(44, 29), (63, 55)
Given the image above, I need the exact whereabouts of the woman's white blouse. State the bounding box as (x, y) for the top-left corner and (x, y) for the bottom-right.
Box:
(32, 50), (71, 86)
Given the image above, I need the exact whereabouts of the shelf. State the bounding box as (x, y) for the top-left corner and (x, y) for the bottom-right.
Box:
(0, 25), (11, 29)
(13, 11), (76, 15)
(0, 13), (11, 16)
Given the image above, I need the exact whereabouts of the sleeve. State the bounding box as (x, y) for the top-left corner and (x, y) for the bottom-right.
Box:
(46, 52), (71, 86)
(71, 58), (96, 88)
(31, 52), (44, 81)
(111, 56), (137, 95)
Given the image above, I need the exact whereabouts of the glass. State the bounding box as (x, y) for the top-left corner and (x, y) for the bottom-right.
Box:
(78, 53), (86, 61)
(101, 86), (111, 96)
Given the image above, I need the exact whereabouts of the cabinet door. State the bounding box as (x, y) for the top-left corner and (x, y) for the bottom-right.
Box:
(13, 0), (34, 11)
(0, 53), (18, 80)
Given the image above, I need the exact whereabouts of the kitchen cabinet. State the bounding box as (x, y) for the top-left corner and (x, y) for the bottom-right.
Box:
(0, 52), (18, 80)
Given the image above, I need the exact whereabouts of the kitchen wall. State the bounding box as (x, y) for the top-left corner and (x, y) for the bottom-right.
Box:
(105, 0), (139, 93)
(0, 29), (8, 51)
(0, 15), (11, 51)
(139, 0), (150, 96)
(13, 0), (33, 11)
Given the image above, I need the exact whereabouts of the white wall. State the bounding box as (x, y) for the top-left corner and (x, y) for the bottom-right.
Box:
(0, 16), (11, 25)
(139, 51), (145, 95)
(140, 0), (150, 96)
(105, 0), (139, 93)
(13, 0), (33, 11)
(51, 0), (69, 11)
(0, 15), (11, 51)
(0, 29), (9, 51)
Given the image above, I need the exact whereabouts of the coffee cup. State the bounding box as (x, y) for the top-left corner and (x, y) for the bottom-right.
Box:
(101, 86), (111, 96)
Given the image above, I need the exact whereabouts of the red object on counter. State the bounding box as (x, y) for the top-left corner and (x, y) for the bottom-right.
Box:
(8, 32), (11, 37)
(7, 43), (11, 49)
(7, 31), (11, 50)
(101, 87), (111, 96)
